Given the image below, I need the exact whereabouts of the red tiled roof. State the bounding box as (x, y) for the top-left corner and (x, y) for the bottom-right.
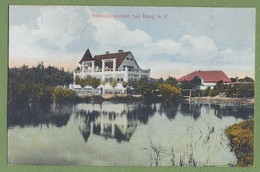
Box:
(79, 49), (93, 64)
(79, 49), (131, 68)
(178, 70), (231, 83)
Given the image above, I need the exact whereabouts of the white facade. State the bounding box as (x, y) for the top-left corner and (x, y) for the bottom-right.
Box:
(198, 79), (230, 90)
(73, 50), (150, 83)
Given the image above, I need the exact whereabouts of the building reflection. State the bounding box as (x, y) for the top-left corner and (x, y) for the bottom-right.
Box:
(77, 104), (155, 143)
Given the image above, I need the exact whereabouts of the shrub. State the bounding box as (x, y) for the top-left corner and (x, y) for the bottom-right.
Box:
(52, 88), (78, 104)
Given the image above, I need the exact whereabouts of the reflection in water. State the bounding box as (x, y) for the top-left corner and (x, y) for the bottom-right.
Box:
(179, 103), (202, 120)
(77, 104), (155, 143)
(210, 104), (253, 120)
(8, 103), (72, 128)
(8, 102), (253, 166)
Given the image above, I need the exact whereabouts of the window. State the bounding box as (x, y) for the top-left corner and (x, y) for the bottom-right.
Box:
(123, 65), (134, 69)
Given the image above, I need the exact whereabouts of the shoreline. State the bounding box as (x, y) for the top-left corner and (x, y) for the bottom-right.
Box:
(225, 120), (254, 167)
(189, 97), (254, 106)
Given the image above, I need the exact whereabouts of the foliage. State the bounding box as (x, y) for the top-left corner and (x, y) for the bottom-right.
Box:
(179, 76), (202, 90)
(9, 64), (73, 87)
(179, 81), (196, 89)
(192, 76), (202, 86)
(238, 77), (254, 83)
(8, 65), (74, 105)
(226, 120), (254, 167)
(122, 81), (128, 88)
(211, 81), (254, 98)
(165, 76), (178, 86)
(111, 78), (117, 88)
(179, 76), (254, 98)
(158, 83), (182, 103)
(75, 75), (101, 88)
(128, 78), (158, 103)
(102, 80), (107, 86)
(52, 88), (78, 104)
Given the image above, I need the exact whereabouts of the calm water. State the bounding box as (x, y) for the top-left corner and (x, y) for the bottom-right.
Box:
(8, 102), (253, 166)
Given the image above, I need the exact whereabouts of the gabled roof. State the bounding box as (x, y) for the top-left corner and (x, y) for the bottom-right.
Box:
(79, 49), (93, 64)
(178, 70), (231, 83)
(79, 49), (133, 68)
(94, 51), (130, 68)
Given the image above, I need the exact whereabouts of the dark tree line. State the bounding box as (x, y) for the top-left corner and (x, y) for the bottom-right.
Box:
(8, 64), (75, 105)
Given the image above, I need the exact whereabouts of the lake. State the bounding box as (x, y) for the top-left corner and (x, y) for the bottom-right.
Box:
(8, 102), (253, 166)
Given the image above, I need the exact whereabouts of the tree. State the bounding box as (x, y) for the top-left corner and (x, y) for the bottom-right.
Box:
(75, 75), (82, 86)
(101, 80), (106, 85)
(192, 76), (202, 87)
(90, 77), (101, 89)
(211, 81), (225, 96)
(165, 76), (178, 86)
(111, 78), (117, 88)
(122, 81), (128, 88)
(158, 83), (181, 103)
(238, 77), (254, 83)
(74, 75), (101, 89)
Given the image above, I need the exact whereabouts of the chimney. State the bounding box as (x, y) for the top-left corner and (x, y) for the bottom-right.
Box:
(118, 50), (123, 53)
(105, 51), (109, 54)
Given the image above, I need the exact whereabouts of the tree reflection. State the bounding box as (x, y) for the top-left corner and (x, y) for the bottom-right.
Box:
(210, 104), (253, 120)
(8, 103), (72, 128)
(179, 103), (202, 120)
(159, 103), (178, 120)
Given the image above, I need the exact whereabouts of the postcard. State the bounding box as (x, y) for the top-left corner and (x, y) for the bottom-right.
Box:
(7, 5), (255, 167)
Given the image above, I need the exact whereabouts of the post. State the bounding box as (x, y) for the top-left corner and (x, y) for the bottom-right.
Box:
(100, 122), (104, 135)
(90, 122), (93, 134)
(124, 67), (129, 82)
(91, 61), (95, 77)
(113, 58), (116, 78)
(112, 122), (115, 136)
(189, 89), (191, 102)
(82, 61), (85, 73)
(102, 60), (105, 81)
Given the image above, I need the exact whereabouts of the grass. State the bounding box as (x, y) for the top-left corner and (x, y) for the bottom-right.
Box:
(225, 120), (254, 167)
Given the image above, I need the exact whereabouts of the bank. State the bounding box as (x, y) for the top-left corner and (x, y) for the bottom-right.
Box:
(189, 97), (254, 106)
(225, 120), (254, 167)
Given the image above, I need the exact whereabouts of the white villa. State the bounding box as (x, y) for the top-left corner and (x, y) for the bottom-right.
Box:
(73, 49), (150, 83)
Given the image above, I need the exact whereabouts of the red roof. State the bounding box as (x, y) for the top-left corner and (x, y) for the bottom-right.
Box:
(178, 70), (231, 83)
(79, 49), (133, 69)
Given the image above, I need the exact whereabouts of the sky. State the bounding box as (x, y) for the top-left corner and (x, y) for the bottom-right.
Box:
(9, 6), (255, 79)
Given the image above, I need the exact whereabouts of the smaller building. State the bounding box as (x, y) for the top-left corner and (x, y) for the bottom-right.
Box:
(178, 70), (231, 90)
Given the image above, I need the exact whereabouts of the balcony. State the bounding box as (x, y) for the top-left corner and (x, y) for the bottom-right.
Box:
(75, 68), (149, 75)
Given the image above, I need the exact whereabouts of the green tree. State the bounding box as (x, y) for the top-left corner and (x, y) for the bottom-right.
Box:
(158, 83), (181, 103)
(165, 76), (178, 86)
(52, 88), (77, 104)
(111, 78), (117, 88)
(102, 80), (107, 86)
(192, 76), (202, 87)
(238, 77), (254, 83)
(211, 80), (226, 96)
(90, 77), (101, 89)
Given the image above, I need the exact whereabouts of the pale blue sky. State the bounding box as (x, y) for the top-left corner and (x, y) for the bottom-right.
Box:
(9, 6), (255, 79)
